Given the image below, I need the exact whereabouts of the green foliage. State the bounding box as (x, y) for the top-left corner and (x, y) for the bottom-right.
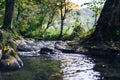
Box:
(14, 0), (59, 37)
(0, 0), (5, 27)
(19, 20), (28, 32)
(9, 49), (16, 57)
(70, 23), (85, 39)
(0, 30), (18, 50)
(4, 48), (16, 57)
(12, 0), (78, 40)
(83, 0), (105, 24)
(83, 0), (104, 14)
(0, 0), (99, 41)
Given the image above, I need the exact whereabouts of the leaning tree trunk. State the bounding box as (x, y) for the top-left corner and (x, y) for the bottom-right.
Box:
(89, 0), (120, 43)
(2, 0), (15, 30)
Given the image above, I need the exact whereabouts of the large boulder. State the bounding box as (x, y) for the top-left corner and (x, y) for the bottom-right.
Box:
(15, 39), (38, 51)
(0, 56), (22, 71)
(15, 40), (32, 51)
(0, 47), (23, 71)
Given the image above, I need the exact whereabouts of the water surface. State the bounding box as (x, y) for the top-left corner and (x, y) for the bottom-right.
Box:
(0, 54), (101, 80)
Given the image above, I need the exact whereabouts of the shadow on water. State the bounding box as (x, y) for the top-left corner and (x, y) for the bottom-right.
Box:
(1, 52), (120, 80)
(0, 56), (62, 80)
(94, 57), (120, 80)
(0, 54), (101, 80)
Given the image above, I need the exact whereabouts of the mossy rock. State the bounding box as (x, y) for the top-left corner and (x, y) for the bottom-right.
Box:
(0, 47), (23, 71)
(0, 56), (20, 70)
(0, 49), (2, 59)
(0, 30), (18, 50)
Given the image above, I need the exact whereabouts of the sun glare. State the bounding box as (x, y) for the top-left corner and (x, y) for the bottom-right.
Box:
(69, 0), (91, 6)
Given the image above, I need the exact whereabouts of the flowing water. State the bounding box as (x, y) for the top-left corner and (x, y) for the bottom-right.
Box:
(60, 54), (100, 80)
(0, 53), (120, 80)
(0, 53), (101, 80)
(0, 41), (120, 80)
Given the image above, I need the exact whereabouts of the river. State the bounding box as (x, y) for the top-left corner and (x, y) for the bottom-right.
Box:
(0, 53), (100, 80)
(0, 41), (120, 80)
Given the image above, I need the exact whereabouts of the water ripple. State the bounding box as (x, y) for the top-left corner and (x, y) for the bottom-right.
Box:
(60, 54), (100, 80)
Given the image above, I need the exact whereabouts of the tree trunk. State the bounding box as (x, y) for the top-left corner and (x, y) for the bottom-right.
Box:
(2, 0), (15, 30)
(89, 0), (120, 43)
(59, 17), (64, 38)
(16, 4), (21, 21)
(59, 0), (66, 39)
(42, 7), (56, 34)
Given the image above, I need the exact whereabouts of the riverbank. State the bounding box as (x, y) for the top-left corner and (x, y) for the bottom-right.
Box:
(67, 41), (120, 59)
(1, 39), (120, 80)
(16, 39), (120, 59)
(1, 38), (120, 71)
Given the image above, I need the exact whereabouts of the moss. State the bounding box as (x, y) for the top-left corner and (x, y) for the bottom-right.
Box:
(9, 49), (16, 57)
(0, 29), (23, 51)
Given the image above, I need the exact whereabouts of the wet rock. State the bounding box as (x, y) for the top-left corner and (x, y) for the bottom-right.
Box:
(24, 39), (35, 45)
(0, 49), (2, 59)
(52, 49), (63, 54)
(0, 56), (23, 71)
(0, 47), (23, 71)
(76, 47), (88, 53)
(55, 42), (76, 53)
(16, 40), (30, 51)
(17, 45), (32, 51)
(16, 39), (37, 51)
(39, 47), (63, 55)
(40, 47), (54, 54)
(17, 51), (40, 57)
(14, 55), (23, 67)
(17, 40), (74, 56)
(36, 41), (55, 49)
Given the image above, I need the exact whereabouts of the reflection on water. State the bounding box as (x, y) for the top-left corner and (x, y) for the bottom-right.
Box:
(0, 56), (62, 80)
(0, 54), (100, 80)
(94, 58), (120, 80)
(60, 54), (100, 80)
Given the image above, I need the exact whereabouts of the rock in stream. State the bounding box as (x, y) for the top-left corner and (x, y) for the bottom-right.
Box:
(16, 40), (74, 56)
